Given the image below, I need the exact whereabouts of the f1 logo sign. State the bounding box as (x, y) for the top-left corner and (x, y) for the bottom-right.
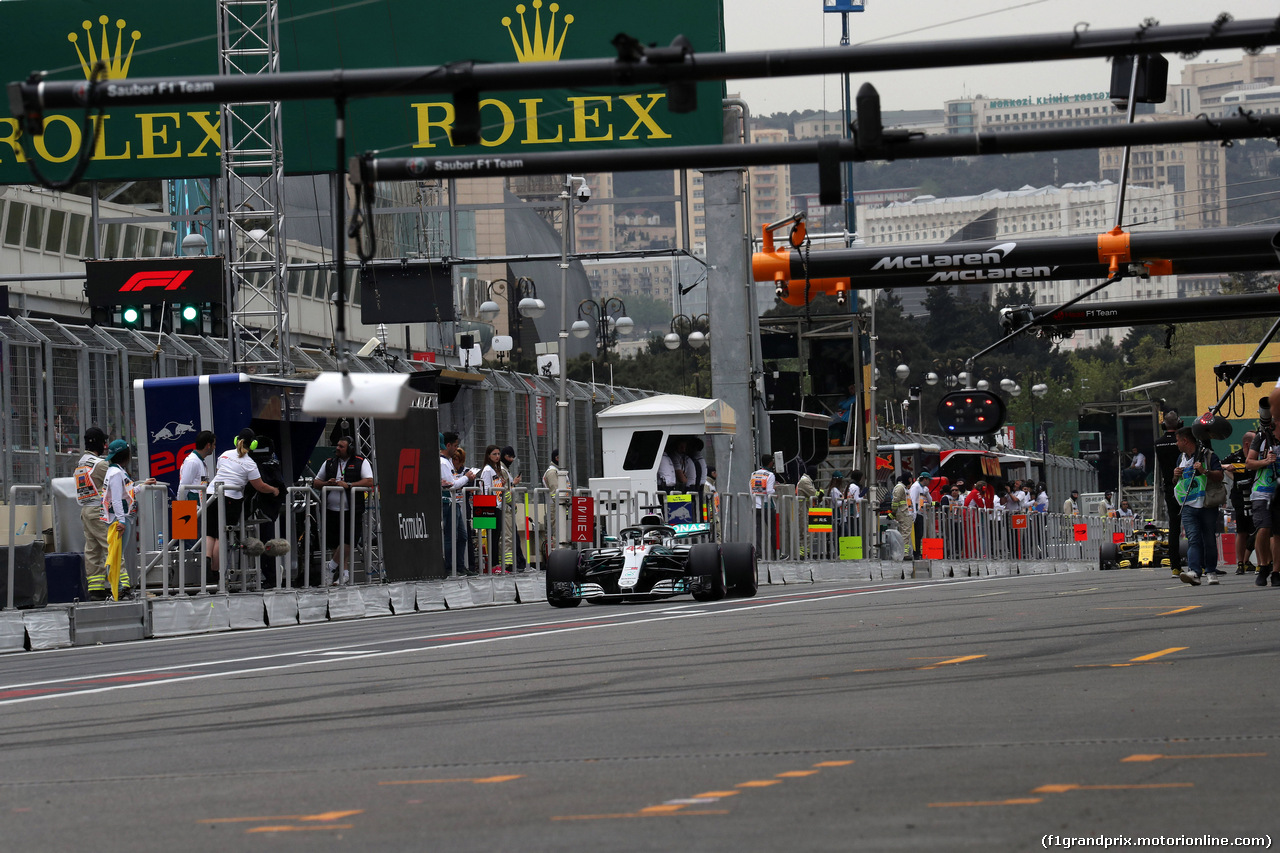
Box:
(396, 448), (420, 495)
(119, 270), (194, 292)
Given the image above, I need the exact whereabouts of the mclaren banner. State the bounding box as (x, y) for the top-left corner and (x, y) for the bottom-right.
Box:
(0, 0), (726, 184)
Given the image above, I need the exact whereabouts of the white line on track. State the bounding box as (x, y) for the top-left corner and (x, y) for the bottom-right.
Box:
(0, 576), (1007, 706)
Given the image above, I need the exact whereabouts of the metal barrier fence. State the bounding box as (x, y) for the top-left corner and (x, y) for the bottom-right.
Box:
(125, 483), (379, 596)
(8, 476), (1149, 610)
(716, 492), (1135, 564)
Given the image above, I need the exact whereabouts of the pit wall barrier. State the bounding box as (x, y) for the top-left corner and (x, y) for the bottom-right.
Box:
(0, 484), (1136, 654)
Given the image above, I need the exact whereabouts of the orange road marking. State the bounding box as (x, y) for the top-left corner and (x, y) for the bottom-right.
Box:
(1130, 647), (1187, 662)
(246, 825), (354, 833)
(1032, 783), (1193, 794)
(1122, 753), (1265, 762)
(640, 804), (686, 814)
(379, 775), (522, 785)
(777, 771), (819, 778)
(693, 790), (740, 797)
(813, 761), (854, 767)
(737, 780), (781, 788)
(918, 654), (986, 670)
(1157, 606), (1201, 616)
(552, 810), (729, 821)
(199, 810), (362, 824)
(929, 798), (1042, 807)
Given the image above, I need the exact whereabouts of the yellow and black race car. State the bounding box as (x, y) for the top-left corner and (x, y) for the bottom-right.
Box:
(1099, 522), (1188, 570)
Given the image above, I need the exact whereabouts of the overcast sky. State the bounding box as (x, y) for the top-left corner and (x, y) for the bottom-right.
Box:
(722, 0), (1278, 115)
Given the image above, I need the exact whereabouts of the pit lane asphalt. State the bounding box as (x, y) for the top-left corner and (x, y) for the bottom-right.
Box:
(0, 569), (1275, 852)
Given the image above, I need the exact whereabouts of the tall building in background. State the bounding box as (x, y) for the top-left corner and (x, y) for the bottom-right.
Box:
(673, 170), (707, 256)
(573, 173), (615, 255)
(1171, 48), (1278, 115)
(748, 127), (793, 236)
(1098, 117), (1227, 231)
(858, 181), (1175, 348)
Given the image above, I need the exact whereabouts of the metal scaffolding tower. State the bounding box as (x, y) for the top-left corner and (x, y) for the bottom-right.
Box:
(217, 0), (291, 374)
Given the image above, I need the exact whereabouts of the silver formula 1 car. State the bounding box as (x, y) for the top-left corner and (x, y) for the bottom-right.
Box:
(546, 517), (758, 607)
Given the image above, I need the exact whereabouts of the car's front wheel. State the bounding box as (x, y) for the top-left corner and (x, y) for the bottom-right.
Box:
(686, 542), (726, 602)
(546, 548), (581, 608)
(1099, 541), (1118, 570)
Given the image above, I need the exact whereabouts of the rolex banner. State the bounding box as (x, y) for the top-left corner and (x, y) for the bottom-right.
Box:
(0, 0), (726, 184)
(373, 404), (445, 581)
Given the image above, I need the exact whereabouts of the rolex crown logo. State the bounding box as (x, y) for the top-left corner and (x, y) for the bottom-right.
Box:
(68, 15), (141, 80)
(501, 1), (572, 63)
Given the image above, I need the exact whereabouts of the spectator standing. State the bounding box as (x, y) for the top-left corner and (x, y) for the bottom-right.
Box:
(499, 445), (527, 572)
(1033, 483), (1049, 513)
(480, 445), (508, 572)
(440, 432), (477, 575)
(1009, 480), (1026, 512)
(75, 427), (111, 600)
(750, 455), (776, 554)
(542, 448), (567, 493)
(312, 436), (374, 585)
(795, 465), (817, 500)
(1223, 431), (1257, 575)
(963, 480), (993, 558)
(1153, 410), (1184, 577)
(177, 430), (216, 501)
(1062, 490), (1080, 516)
(543, 448), (569, 548)
(1174, 426), (1223, 586)
(205, 428), (279, 580)
(846, 470), (865, 536)
(99, 440), (154, 601)
(891, 474), (913, 560)
(907, 473), (932, 559)
(1245, 419), (1280, 587)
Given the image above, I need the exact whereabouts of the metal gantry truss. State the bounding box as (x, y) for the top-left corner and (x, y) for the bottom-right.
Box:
(217, 0), (291, 374)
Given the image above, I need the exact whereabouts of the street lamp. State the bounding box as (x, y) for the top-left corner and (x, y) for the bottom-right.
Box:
(478, 276), (544, 369)
(573, 297), (634, 359)
(664, 313), (709, 350)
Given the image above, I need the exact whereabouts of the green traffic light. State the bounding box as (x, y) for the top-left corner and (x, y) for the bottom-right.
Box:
(121, 306), (141, 325)
(181, 304), (200, 322)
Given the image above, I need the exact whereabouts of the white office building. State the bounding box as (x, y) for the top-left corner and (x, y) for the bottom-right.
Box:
(858, 181), (1176, 348)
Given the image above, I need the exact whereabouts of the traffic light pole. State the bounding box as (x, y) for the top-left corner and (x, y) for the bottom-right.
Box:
(12, 17), (1278, 121)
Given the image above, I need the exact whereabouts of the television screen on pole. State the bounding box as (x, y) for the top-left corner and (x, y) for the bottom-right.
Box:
(0, 0), (727, 184)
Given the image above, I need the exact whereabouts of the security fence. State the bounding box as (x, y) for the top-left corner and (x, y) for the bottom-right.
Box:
(716, 493), (1136, 565)
(6, 472), (1162, 613)
(130, 483), (380, 596)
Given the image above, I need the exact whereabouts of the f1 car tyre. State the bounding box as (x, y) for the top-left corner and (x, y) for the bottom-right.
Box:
(721, 542), (758, 598)
(546, 548), (581, 608)
(1099, 542), (1118, 570)
(686, 542), (726, 602)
